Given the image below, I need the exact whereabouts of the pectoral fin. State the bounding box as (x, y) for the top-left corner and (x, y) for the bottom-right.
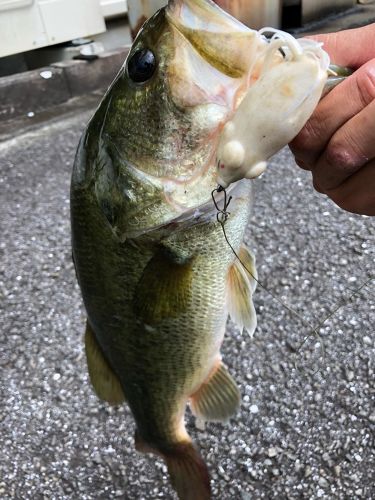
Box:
(227, 245), (257, 335)
(190, 361), (240, 423)
(84, 321), (125, 405)
(134, 247), (194, 325)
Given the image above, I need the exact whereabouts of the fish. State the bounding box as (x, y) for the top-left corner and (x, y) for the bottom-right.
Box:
(70, 1), (334, 498)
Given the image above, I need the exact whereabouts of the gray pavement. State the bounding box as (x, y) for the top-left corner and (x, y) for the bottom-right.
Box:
(0, 97), (374, 499)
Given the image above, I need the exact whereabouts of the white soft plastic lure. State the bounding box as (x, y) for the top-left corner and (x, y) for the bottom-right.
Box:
(216, 28), (330, 188)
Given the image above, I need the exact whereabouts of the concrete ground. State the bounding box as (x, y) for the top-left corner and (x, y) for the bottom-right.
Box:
(0, 93), (374, 500)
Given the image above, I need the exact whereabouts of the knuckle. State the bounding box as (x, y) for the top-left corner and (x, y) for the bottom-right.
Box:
(289, 131), (306, 154)
(355, 61), (375, 106)
(290, 117), (321, 156)
(300, 117), (321, 145)
(324, 137), (360, 172)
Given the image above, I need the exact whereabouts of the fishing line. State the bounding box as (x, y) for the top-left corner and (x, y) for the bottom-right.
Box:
(211, 185), (373, 374)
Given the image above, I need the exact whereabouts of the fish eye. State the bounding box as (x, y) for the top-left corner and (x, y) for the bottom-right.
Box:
(127, 49), (156, 83)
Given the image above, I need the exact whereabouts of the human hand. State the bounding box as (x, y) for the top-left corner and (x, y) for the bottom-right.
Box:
(289, 23), (375, 216)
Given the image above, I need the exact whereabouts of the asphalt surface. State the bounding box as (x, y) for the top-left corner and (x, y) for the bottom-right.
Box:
(0, 98), (374, 500)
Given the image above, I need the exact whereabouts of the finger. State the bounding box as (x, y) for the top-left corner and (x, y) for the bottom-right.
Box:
(312, 98), (375, 191)
(307, 23), (375, 68)
(325, 160), (375, 216)
(290, 58), (375, 166)
(294, 158), (310, 171)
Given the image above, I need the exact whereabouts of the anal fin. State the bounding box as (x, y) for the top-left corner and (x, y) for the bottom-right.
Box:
(85, 321), (125, 405)
(227, 245), (257, 335)
(190, 362), (240, 423)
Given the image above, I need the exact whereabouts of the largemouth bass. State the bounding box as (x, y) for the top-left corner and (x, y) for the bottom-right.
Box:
(71, 1), (333, 498)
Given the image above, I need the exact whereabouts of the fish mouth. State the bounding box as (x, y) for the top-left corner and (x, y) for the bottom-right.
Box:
(166, 0), (255, 79)
(155, 0), (263, 191)
(164, 0), (264, 111)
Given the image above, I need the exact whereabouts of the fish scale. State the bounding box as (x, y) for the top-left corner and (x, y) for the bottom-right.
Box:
(72, 167), (251, 443)
(72, 114), (255, 500)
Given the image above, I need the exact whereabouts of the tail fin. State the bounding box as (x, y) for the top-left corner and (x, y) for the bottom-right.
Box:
(135, 432), (211, 500)
(165, 442), (211, 500)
